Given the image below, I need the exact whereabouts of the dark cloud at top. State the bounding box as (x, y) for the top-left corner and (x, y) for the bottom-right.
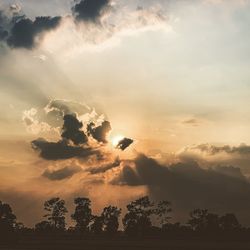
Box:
(61, 114), (88, 145)
(0, 10), (9, 41)
(112, 154), (250, 225)
(0, 4), (61, 49)
(72, 0), (110, 23)
(7, 16), (61, 49)
(116, 137), (133, 151)
(87, 120), (111, 143)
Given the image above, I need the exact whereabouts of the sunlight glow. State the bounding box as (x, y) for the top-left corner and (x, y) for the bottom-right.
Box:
(111, 135), (124, 147)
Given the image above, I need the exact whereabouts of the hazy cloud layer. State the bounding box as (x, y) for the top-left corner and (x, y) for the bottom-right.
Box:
(42, 165), (82, 180)
(178, 143), (250, 176)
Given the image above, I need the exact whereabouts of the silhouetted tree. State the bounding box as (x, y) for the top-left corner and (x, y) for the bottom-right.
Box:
(219, 213), (241, 231)
(123, 196), (154, 236)
(71, 197), (93, 233)
(0, 201), (17, 234)
(43, 197), (68, 231)
(155, 200), (172, 226)
(101, 206), (121, 234)
(188, 209), (220, 232)
(90, 215), (103, 234)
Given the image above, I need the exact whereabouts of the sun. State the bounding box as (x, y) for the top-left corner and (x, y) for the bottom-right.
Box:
(111, 135), (124, 147)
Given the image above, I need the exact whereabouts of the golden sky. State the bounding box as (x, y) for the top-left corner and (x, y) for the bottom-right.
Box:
(1, 0), (250, 227)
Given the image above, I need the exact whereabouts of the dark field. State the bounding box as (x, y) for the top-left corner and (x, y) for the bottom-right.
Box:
(1, 236), (250, 250)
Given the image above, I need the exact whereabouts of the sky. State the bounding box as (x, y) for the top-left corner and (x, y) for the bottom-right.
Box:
(1, 0), (250, 227)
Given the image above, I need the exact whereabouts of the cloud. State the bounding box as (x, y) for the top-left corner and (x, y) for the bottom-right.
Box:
(29, 101), (112, 161)
(23, 99), (93, 135)
(1, 0), (169, 52)
(0, 5), (61, 49)
(87, 158), (120, 174)
(31, 138), (99, 160)
(87, 120), (111, 143)
(178, 143), (250, 176)
(182, 143), (250, 155)
(0, 11), (9, 41)
(61, 114), (88, 145)
(72, 0), (111, 23)
(116, 137), (133, 151)
(182, 118), (200, 126)
(42, 165), (82, 180)
(7, 16), (62, 49)
(112, 154), (250, 225)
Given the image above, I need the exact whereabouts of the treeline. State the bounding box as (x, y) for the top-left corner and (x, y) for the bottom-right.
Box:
(0, 196), (249, 241)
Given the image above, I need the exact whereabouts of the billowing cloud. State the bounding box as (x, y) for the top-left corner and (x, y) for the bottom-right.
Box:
(0, 5), (62, 49)
(7, 16), (62, 49)
(61, 114), (88, 145)
(0, 0), (169, 51)
(112, 154), (250, 225)
(72, 0), (111, 23)
(178, 143), (250, 176)
(87, 120), (111, 143)
(42, 165), (82, 180)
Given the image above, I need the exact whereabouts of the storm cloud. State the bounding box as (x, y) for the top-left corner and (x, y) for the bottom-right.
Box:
(31, 138), (99, 160)
(7, 16), (61, 49)
(0, 5), (62, 49)
(72, 0), (111, 23)
(112, 154), (250, 225)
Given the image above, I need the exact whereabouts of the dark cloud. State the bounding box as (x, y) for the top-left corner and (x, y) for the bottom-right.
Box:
(32, 138), (98, 160)
(72, 0), (110, 23)
(87, 120), (111, 143)
(182, 118), (200, 126)
(7, 16), (61, 49)
(0, 5), (61, 49)
(42, 165), (82, 180)
(88, 158), (120, 174)
(112, 154), (250, 225)
(195, 143), (250, 155)
(116, 137), (133, 151)
(61, 114), (88, 145)
(0, 10), (9, 41)
(178, 143), (250, 176)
